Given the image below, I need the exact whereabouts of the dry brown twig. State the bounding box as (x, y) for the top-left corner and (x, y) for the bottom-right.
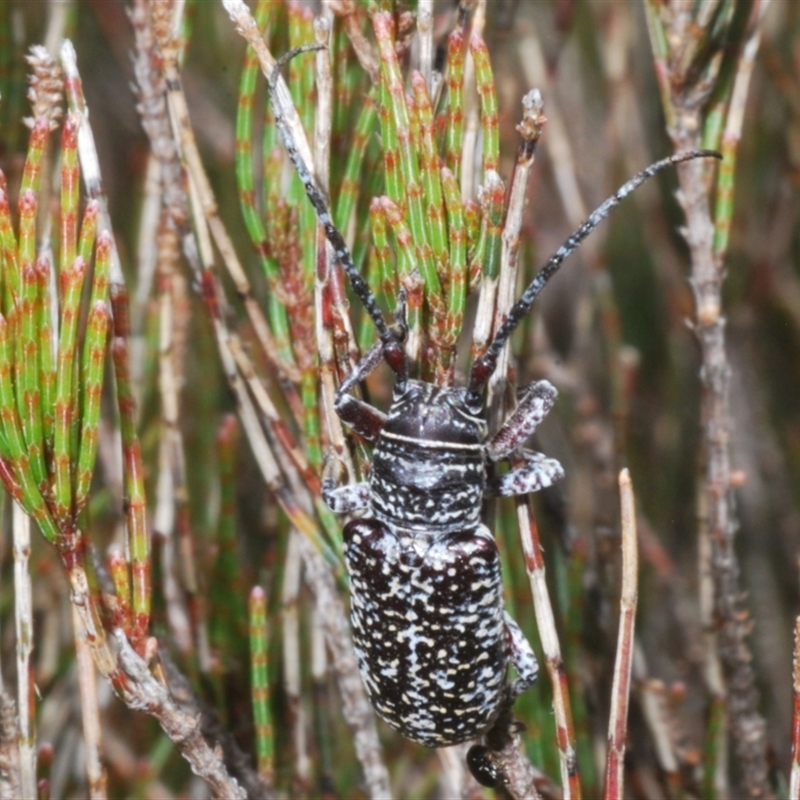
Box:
(646, 2), (773, 795)
(603, 469), (639, 800)
(790, 617), (800, 799)
(72, 604), (107, 800)
(281, 532), (311, 794)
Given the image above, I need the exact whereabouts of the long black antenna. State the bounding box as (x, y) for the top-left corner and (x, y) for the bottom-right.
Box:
(267, 47), (393, 348)
(467, 149), (722, 398)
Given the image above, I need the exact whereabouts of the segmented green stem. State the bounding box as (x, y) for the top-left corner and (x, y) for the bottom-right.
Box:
(250, 585), (274, 787)
(0, 316), (59, 542)
(287, 3), (318, 310)
(441, 167), (466, 355)
(333, 91), (376, 233)
(108, 547), (132, 635)
(444, 26), (466, 178)
(470, 33), (499, 176)
(53, 255), (87, 523)
(235, 20), (268, 249)
(60, 115), (80, 275)
(359, 203), (388, 352)
(19, 117), (50, 200)
(258, 2), (279, 186)
(36, 257), (55, 448)
(302, 368), (321, 469)
(110, 294), (150, 653)
(412, 72), (447, 284)
(373, 12), (439, 298)
(287, 3), (315, 210)
(379, 196), (422, 345)
(75, 232), (111, 510)
(369, 197), (393, 308)
(18, 186), (37, 280)
(464, 198), (481, 276)
(331, 20), (351, 142)
(711, 138), (736, 264)
(0, 197), (20, 324)
(235, 0), (296, 373)
(377, 65), (403, 214)
(211, 415), (248, 657)
(470, 172), (505, 356)
(76, 200), (99, 271)
(407, 84), (421, 165)
(16, 191), (46, 491)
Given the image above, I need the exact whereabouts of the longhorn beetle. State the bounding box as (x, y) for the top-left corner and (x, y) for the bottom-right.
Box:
(266, 45), (720, 771)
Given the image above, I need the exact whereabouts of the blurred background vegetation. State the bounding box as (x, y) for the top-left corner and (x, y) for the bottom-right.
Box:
(0, 0), (796, 798)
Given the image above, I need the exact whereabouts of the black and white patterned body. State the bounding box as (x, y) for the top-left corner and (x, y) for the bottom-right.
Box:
(326, 379), (560, 747)
(370, 381), (487, 533)
(344, 520), (506, 746)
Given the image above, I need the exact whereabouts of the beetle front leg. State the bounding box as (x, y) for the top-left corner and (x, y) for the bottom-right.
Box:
(487, 380), (557, 461)
(321, 451), (371, 514)
(334, 339), (387, 442)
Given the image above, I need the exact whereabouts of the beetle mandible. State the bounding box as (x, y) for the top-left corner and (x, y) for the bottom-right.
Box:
(266, 47), (720, 758)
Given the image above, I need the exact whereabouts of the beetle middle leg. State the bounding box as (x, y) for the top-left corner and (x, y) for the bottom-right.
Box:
(504, 612), (539, 698)
(486, 451), (564, 497)
(467, 615), (539, 787)
(484, 379), (564, 498)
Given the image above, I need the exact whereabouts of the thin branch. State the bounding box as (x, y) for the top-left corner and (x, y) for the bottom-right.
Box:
(72, 604), (107, 800)
(490, 90), (578, 800)
(603, 469), (638, 800)
(11, 504), (35, 800)
(0, 691), (21, 800)
(281, 532), (311, 794)
(791, 616), (800, 799)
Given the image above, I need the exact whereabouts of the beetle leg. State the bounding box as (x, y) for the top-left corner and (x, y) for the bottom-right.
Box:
(504, 612), (538, 699)
(487, 380), (557, 461)
(335, 396), (386, 442)
(321, 452), (371, 513)
(486, 451), (564, 497)
(476, 614), (539, 760)
(324, 483), (371, 514)
(334, 340), (387, 442)
(338, 339), (384, 396)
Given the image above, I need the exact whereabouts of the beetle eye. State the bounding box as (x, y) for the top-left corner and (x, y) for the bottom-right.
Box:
(464, 390), (483, 415)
